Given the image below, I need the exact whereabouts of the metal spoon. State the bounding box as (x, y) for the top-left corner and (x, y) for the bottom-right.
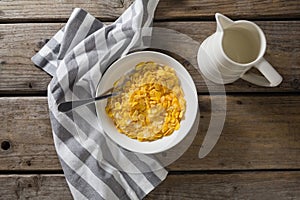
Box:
(59, 70), (130, 113)
(58, 92), (117, 113)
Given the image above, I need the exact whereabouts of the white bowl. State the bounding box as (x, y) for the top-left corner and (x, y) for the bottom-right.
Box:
(95, 51), (198, 154)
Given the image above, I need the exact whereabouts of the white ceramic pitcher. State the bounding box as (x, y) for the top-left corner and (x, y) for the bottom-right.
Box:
(197, 13), (283, 86)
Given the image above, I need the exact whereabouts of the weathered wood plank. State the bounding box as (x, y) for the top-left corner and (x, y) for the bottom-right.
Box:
(0, 97), (56, 170)
(1, 95), (299, 171)
(146, 172), (300, 200)
(0, 174), (71, 200)
(0, 0), (299, 22)
(0, 21), (299, 94)
(156, 0), (300, 20)
(0, 172), (299, 199)
(0, 23), (63, 94)
(0, 0), (126, 22)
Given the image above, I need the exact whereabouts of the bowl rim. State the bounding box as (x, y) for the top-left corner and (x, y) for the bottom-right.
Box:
(95, 50), (198, 154)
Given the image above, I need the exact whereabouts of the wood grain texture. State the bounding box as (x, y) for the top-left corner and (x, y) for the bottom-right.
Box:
(0, 172), (299, 199)
(0, 0), (299, 22)
(145, 172), (300, 200)
(0, 23), (63, 94)
(1, 95), (299, 171)
(0, 21), (299, 94)
(0, 97), (56, 170)
(0, 174), (71, 200)
(156, 0), (300, 20)
(0, 0), (126, 22)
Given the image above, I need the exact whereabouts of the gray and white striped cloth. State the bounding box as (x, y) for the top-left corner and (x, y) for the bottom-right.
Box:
(31, 0), (168, 199)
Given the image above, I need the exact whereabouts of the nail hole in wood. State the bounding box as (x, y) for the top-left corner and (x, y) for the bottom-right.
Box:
(26, 160), (32, 166)
(236, 100), (243, 105)
(1, 140), (11, 150)
(37, 38), (50, 49)
(291, 79), (299, 89)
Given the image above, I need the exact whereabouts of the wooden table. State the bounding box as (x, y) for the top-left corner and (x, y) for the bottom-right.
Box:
(0, 1), (300, 199)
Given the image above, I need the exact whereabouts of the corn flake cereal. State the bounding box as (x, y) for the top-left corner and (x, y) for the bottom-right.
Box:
(105, 61), (186, 142)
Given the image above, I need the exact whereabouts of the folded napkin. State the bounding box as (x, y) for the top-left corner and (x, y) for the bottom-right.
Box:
(32, 0), (168, 199)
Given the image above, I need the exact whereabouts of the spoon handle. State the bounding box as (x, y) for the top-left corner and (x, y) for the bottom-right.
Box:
(58, 93), (114, 113)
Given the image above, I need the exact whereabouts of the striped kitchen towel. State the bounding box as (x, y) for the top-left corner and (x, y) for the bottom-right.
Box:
(31, 0), (168, 199)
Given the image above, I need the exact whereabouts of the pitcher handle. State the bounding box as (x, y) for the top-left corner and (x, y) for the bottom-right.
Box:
(241, 58), (283, 87)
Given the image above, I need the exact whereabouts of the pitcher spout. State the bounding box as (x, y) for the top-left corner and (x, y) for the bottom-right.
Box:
(215, 13), (233, 32)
